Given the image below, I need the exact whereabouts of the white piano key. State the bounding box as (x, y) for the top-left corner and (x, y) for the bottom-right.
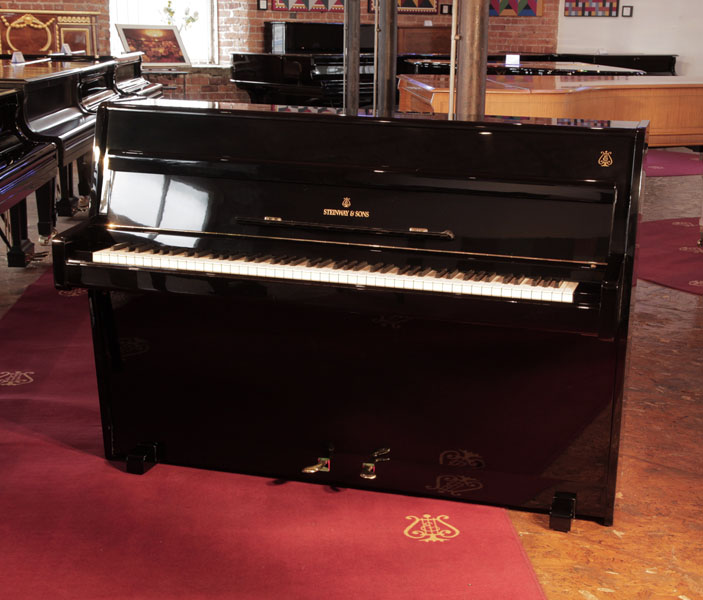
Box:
(91, 245), (579, 304)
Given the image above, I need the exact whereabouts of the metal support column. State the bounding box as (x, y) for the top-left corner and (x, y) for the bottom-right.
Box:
(374, 0), (397, 118)
(343, 0), (361, 115)
(455, 0), (489, 121)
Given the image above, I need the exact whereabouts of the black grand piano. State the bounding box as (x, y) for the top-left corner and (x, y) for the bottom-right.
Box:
(0, 54), (161, 243)
(53, 101), (646, 530)
(0, 88), (57, 266)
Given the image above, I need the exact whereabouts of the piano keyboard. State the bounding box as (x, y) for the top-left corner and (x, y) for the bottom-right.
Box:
(92, 243), (579, 303)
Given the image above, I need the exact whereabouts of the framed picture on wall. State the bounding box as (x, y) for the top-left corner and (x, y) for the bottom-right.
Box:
(367, 1), (439, 14)
(115, 24), (190, 67)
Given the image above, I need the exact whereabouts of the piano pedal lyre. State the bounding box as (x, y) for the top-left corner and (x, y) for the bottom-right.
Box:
(360, 447), (391, 480)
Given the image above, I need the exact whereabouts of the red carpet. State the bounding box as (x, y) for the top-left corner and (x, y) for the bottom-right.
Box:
(644, 149), (703, 177)
(637, 218), (703, 295)
(0, 272), (546, 600)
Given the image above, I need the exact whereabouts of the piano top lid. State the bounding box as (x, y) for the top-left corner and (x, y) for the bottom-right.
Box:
(0, 60), (87, 85)
(111, 98), (647, 132)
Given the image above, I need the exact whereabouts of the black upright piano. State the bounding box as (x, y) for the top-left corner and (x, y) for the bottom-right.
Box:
(0, 88), (57, 266)
(233, 22), (377, 107)
(53, 101), (647, 529)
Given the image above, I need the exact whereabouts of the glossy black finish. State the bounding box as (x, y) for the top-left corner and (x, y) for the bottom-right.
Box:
(407, 53), (678, 76)
(53, 101), (647, 525)
(0, 54), (160, 224)
(232, 52), (376, 107)
(406, 59), (645, 76)
(0, 88), (57, 265)
(112, 53), (163, 99)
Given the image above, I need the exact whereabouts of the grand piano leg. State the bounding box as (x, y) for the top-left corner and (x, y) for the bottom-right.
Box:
(6, 198), (35, 267)
(35, 178), (57, 243)
(76, 152), (92, 209)
(56, 164), (78, 217)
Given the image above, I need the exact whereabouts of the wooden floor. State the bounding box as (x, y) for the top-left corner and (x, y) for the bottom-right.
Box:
(2, 160), (702, 599)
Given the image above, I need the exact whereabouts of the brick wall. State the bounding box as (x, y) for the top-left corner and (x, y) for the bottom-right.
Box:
(4, 1), (111, 54)
(3, 1), (559, 102)
(218, 0), (559, 61)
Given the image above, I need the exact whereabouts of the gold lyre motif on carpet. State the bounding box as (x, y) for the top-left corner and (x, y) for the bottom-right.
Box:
(0, 371), (35, 386)
(598, 150), (614, 167)
(426, 474), (483, 497)
(404, 514), (460, 542)
(58, 288), (87, 297)
(438, 449), (486, 469)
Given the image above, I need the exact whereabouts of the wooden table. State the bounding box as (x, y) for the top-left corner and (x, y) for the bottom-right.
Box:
(398, 74), (703, 147)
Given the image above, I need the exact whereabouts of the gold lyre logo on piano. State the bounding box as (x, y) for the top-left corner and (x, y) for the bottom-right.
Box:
(403, 514), (460, 543)
(342, 197), (352, 208)
(598, 150), (614, 167)
(0, 371), (35, 386)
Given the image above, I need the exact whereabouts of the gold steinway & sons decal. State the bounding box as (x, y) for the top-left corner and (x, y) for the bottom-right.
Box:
(323, 197), (370, 218)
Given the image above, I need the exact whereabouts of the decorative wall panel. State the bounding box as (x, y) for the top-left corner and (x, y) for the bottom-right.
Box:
(564, 1), (619, 17)
(0, 10), (99, 55)
(490, 0), (542, 17)
(271, 0), (344, 11)
(367, 1), (439, 14)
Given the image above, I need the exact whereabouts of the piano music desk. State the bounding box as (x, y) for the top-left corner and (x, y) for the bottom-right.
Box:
(398, 73), (703, 147)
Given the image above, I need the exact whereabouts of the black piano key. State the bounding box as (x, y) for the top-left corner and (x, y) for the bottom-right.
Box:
(369, 263), (385, 272)
(447, 269), (461, 279)
(318, 259), (335, 268)
(380, 264), (396, 274)
(462, 270), (476, 280)
(406, 266), (421, 276)
(290, 257), (308, 266)
(434, 268), (448, 278)
(353, 261), (369, 270)
(418, 267), (432, 277)
(306, 257), (323, 267)
(342, 260), (359, 270)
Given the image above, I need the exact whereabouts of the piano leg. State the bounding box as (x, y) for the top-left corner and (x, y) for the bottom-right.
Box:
(56, 164), (79, 217)
(35, 178), (57, 243)
(76, 152), (92, 209)
(5, 198), (35, 267)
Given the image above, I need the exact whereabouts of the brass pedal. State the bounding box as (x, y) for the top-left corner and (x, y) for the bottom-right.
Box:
(302, 457), (331, 474)
(360, 447), (390, 480)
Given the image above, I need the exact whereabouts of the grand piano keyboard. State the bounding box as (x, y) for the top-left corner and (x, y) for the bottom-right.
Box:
(93, 242), (580, 303)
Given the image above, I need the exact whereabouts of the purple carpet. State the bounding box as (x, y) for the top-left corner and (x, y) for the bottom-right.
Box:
(644, 149), (703, 177)
(0, 271), (547, 600)
(637, 218), (703, 295)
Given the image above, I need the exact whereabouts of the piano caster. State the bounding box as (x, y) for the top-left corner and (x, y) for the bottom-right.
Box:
(549, 492), (577, 532)
(77, 195), (90, 211)
(56, 195), (79, 217)
(38, 228), (58, 246)
(360, 448), (391, 480)
(126, 442), (159, 475)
